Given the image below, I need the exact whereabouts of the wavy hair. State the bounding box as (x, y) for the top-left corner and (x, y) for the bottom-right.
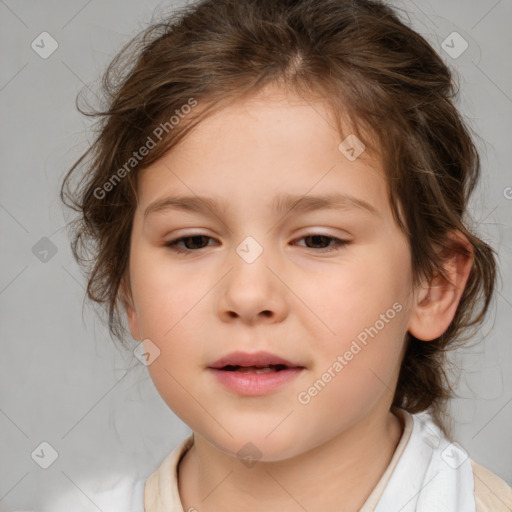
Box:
(61, 0), (497, 436)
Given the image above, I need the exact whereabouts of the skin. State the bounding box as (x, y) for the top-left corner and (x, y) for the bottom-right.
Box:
(122, 84), (473, 511)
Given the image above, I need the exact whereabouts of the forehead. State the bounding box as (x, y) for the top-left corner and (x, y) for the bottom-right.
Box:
(136, 88), (390, 221)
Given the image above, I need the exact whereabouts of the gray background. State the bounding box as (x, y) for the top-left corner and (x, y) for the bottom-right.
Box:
(0, 0), (511, 510)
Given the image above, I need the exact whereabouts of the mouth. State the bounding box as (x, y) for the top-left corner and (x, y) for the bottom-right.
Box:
(217, 364), (291, 373)
(208, 351), (304, 371)
(207, 351), (305, 395)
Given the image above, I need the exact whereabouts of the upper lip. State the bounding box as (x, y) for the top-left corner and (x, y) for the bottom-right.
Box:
(208, 351), (304, 369)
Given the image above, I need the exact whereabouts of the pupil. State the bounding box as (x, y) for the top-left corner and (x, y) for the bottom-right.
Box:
(306, 235), (329, 248)
(186, 236), (208, 249)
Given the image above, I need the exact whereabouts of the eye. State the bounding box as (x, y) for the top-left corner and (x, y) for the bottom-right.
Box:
(165, 235), (217, 254)
(164, 233), (350, 255)
(293, 234), (349, 252)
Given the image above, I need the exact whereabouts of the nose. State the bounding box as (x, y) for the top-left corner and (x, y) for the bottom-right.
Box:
(216, 240), (288, 325)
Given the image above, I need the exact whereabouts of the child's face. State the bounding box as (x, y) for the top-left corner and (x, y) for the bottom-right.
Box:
(125, 86), (419, 460)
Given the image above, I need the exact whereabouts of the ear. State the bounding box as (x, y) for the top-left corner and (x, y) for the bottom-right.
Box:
(407, 231), (474, 341)
(119, 275), (141, 341)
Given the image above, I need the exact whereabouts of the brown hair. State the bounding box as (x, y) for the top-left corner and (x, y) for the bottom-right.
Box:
(60, 0), (497, 437)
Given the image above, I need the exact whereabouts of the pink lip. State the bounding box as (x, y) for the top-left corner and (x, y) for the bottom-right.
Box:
(208, 367), (304, 396)
(207, 351), (305, 396)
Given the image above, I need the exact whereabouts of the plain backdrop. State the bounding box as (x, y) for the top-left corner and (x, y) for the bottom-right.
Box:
(0, 0), (511, 510)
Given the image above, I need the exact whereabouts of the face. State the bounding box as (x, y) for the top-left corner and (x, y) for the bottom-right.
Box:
(124, 86), (419, 461)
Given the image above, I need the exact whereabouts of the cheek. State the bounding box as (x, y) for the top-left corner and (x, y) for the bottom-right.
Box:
(129, 251), (213, 384)
(146, 359), (204, 430)
(310, 256), (406, 335)
(129, 247), (200, 336)
(302, 248), (411, 380)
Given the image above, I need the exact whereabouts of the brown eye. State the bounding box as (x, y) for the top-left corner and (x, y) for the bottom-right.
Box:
(165, 235), (215, 253)
(294, 234), (349, 253)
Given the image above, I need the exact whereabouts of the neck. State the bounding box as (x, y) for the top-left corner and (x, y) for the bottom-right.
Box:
(178, 407), (404, 512)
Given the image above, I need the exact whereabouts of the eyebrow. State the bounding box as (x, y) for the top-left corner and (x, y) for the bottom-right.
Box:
(143, 192), (379, 220)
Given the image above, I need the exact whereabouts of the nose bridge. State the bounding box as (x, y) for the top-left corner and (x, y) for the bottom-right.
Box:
(223, 196), (290, 274)
(235, 234), (267, 266)
(227, 233), (277, 291)
(225, 205), (275, 266)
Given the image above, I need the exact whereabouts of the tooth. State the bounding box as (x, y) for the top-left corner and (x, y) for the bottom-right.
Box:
(237, 366), (276, 374)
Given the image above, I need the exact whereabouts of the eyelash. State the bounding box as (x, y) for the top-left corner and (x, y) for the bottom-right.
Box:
(164, 233), (350, 254)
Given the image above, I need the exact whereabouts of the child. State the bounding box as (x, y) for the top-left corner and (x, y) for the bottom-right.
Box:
(57, 0), (511, 510)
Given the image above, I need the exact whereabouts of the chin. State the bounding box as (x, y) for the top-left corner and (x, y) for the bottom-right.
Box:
(202, 423), (310, 464)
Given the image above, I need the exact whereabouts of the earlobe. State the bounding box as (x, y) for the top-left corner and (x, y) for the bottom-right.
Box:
(407, 231), (474, 341)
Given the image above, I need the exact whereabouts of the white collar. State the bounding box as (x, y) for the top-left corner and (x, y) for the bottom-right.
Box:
(370, 409), (476, 512)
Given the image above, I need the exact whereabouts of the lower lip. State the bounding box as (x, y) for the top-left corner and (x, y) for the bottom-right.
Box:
(208, 368), (304, 396)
